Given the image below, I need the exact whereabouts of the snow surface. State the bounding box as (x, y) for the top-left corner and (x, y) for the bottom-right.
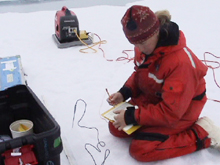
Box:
(1, 0), (220, 164)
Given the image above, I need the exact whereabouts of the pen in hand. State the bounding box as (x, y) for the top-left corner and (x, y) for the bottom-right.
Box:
(106, 88), (116, 106)
(106, 88), (110, 97)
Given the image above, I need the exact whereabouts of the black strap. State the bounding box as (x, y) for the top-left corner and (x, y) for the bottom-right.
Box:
(192, 128), (207, 151)
(192, 90), (206, 101)
(134, 132), (169, 142)
(138, 63), (151, 69)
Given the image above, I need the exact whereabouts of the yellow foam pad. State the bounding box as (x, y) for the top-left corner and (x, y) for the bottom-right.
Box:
(18, 124), (29, 132)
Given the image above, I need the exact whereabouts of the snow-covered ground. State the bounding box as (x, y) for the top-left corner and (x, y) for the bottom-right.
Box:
(0, 0), (220, 164)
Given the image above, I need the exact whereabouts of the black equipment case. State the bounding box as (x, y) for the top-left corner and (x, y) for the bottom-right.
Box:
(0, 85), (63, 165)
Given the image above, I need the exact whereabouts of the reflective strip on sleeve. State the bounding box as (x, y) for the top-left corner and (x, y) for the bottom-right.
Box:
(183, 47), (196, 68)
(148, 73), (164, 84)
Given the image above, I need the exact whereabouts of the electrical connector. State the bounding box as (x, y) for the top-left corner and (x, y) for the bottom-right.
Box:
(80, 30), (89, 40)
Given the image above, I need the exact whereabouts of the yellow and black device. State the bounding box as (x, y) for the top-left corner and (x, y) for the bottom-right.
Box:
(79, 30), (89, 40)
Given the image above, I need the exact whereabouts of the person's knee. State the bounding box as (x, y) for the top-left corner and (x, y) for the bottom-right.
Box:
(129, 141), (148, 161)
(129, 140), (159, 162)
(129, 146), (148, 162)
(129, 147), (158, 162)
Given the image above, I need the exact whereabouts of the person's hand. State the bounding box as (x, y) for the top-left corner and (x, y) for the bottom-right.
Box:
(107, 92), (124, 106)
(113, 110), (126, 131)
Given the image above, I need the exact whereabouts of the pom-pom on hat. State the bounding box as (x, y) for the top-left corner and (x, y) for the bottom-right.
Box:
(121, 5), (160, 44)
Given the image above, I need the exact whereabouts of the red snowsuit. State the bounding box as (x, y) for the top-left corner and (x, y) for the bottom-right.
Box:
(109, 24), (211, 162)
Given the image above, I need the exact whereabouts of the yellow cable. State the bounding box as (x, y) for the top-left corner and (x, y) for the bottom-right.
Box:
(74, 29), (107, 53)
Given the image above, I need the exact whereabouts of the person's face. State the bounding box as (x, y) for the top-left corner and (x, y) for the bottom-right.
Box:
(134, 32), (159, 55)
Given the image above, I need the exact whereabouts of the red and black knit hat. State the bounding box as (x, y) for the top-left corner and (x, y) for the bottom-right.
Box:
(121, 5), (160, 44)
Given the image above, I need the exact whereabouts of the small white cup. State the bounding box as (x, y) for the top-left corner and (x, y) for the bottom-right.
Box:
(9, 119), (34, 138)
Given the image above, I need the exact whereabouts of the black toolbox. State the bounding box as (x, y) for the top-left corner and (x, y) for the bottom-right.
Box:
(0, 85), (63, 165)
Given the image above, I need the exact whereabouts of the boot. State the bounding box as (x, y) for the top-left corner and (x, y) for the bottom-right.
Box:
(196, 116), (220, 150)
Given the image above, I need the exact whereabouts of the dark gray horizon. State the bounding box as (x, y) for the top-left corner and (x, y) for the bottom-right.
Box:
(0, 0), (139, 13)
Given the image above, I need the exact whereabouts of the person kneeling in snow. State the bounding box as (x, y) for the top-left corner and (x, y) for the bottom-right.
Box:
(107, 5), (220, 162)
